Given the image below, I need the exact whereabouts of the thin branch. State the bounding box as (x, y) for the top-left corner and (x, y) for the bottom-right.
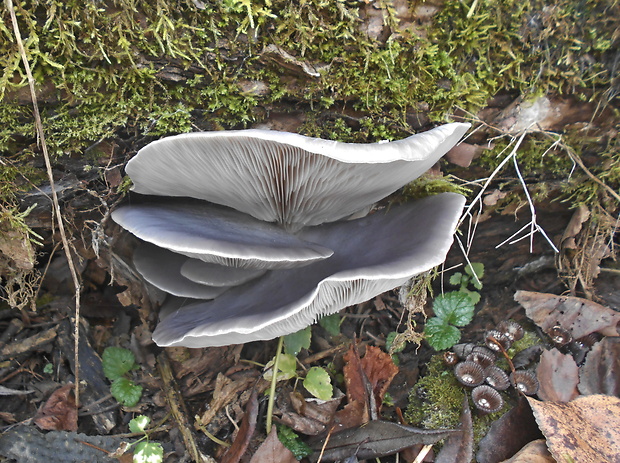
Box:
(6, 0), (83, 405)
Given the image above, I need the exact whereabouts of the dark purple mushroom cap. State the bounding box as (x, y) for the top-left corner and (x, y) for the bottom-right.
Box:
(454, 361), (485, 387)
(472, 385), (504, 413)
(126, 123), (470, 231)
(152, 193), (466, 347)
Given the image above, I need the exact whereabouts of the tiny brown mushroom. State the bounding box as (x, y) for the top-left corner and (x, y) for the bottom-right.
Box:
(485, 329), (512, 352)
(467, 348), (496, 369)
(547, 325), (572, 347)
(472, 385), (504, 413)
(484, 365), (510, 390)
(496, 320), (524, 342)
(453, 343), (476, 359)
(443, 351), (459, 366)
(510, 370), (539, 395)
(454, 361), (485, 387)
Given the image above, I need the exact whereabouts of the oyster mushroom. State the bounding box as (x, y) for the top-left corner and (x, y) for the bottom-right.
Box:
(152, 193), (466, 347)
(126, 123), (470, 231)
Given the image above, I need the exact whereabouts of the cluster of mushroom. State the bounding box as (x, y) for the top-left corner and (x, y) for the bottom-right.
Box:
(112, 123), (470, 348)
(445, 320), (539, 413)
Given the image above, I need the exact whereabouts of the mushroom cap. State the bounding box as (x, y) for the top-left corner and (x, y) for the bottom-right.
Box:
(180, 260), (265, 287)
(472, 385), (504, 413)
(133, 242), (230, 299)
(496, 320), (524, 342)
(484, 365), (510, 390)
(152, 192), (466, 347)
(111, 199), (333, 269)
(466, 350), (495, 369)
(454, 361), (486, 387)
(510, 370), (539, 395)
(126, 123), (470, 230)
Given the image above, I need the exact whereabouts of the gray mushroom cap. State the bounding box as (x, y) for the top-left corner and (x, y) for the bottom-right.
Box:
(180, 260), (265, 287)
(111, 199), (333, 269)
(153, 192), (466, 347)
(133, 242), (230, 299)
(127, 123), (470, 230)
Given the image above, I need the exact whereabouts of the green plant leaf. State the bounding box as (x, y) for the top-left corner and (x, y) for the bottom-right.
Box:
(284, 327), (311, 356)
(129, 415), (150, 434)
(319, 313), (342, 336)
(263, 353), (297, 381)
(449, 272), (464, 286)
(303, 366), (332, 400)
(432, 292), (475, 327)
(102, 347), (137, 381)
(385, 331), (405, 353)
(465, 262), (484, 281)
(277, 424), (313, 460)
(462, 289), (481, 305)
(111, 377), (143, 407)
(133, 441), (164, 463)
(424, 318), (462, 351)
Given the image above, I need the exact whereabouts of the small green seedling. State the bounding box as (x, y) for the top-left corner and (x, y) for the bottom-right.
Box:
(129, 415), (164, 463)
(424, 291), (475, 350)
(102, 347), (143, 407)
(449, 262), (484, 304)
(276, 424), (313, 460)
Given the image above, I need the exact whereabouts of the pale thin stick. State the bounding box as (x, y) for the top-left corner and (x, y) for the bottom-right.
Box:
(412, 444), (433, 463)
(6, 0), (83, 405)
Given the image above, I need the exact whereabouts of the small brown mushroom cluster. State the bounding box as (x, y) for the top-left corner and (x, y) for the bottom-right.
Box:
(445, 320), (539, 414)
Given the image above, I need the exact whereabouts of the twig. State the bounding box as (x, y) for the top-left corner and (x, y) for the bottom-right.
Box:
(266, 336), (284, 434)
(6, 0), (83, 405)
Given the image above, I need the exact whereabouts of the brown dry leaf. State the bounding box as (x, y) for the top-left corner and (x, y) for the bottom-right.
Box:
(527, 394), (620, 463)
(578, 337), (620, 396)
(560, 205), (590, 250)
(34, 383), (78, 432)
(445, 143), (486, 167)
(500, 439), (555, 463)
(221, 389), (258, 463)
(536, 348), (580, 402)
(476, 397), (542, 463)
(361, 345), (399, 409)
(249, 427), (296, 463)
(515, 290), (620, 338)
(278, 390), (342, 435)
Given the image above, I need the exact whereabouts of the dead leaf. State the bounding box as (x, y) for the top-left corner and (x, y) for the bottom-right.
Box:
(221, 389), (258, 463)
(527, 394), (620, 463)
(445, 143), (486, 167)
(34, 383), (78, 432)
(561, 205), (590, 250)
(499, 439), (555, 463)
(361, 345), (399, 410)
(249, 427), (297, 463)
(477, 397), (543, 463)
(515, 290), (620, 338)
(536, 348), (580, 402)
(308, 420), (457, 462)
(483, 189), (508, 206)
(435, 394), (473, 463)
(277, 390), (342, 435)
(578, 337), (620, 396)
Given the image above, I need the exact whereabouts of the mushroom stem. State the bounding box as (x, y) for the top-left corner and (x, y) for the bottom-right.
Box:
(266, 336), (284, 434)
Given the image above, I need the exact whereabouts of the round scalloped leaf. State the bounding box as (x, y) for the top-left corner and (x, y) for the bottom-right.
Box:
(102, 347), (137, 382)
(424, 318), (462, 351)
(432, 291), (475, 327)
(304, 367), (332, 400)
(111, 377), (143, 407)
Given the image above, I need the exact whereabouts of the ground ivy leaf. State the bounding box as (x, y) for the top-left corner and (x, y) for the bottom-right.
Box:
(425, 318), (462, 351)
(433, 292), (475, 327)
(304, 366), (332, 400)
(465, 262), (484, 280)
(110, 377), (143, 407)
(134, 441), (164, 463)
(449, 272), (464, 286)
(319, 313), (342, 336)
(129, 415), (150, 434)
(284, 327), (311, 356)
(102, 347), (137, 381)
(264, 353), (297, 381)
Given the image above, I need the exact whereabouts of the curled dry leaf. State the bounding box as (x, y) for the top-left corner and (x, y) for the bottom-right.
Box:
(527, 394), (620, 463)
(536, 348), (580, 403)
(435, 394), (473, 463)
(220, 389), (258, 463)
(560, 205), (590, 250)
(578, 337), (620, 397)
(515, 290), (620, 338)
(34, 383), (77, 432)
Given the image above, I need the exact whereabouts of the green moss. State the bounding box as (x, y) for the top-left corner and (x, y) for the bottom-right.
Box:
(406, 354), (511, 446)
